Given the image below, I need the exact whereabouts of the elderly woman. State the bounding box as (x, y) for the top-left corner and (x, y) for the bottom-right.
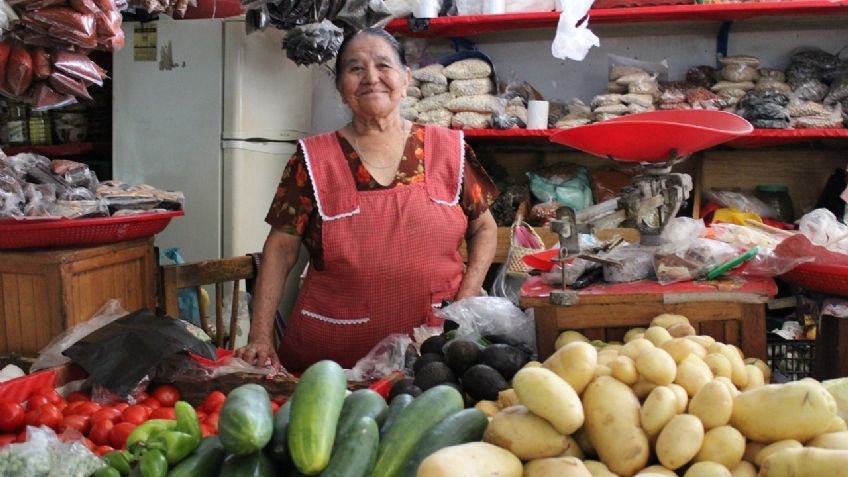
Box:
(236, 28), (499, 372)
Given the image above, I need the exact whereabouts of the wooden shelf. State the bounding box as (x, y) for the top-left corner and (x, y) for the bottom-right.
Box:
(386, 1), (848, 37)
(2, 142), (108, 158)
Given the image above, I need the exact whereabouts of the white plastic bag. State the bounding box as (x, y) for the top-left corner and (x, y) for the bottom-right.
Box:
(346, 334), (413, 382)
(551, 0), (599, 62)
(435, 297), (536, 354)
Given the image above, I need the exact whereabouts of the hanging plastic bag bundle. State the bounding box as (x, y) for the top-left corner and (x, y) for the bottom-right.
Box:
(551, 0), (598, 62)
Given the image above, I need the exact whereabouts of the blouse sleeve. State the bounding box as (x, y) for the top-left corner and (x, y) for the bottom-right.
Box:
(264, 143), (316, 236)
(460, 142), (500, 221)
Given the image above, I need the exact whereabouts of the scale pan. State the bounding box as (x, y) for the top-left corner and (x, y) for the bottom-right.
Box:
(550, 110), (752, 163)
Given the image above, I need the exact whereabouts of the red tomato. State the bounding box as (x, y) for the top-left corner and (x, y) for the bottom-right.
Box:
(149, 407), (176, 420)
(195, 410), (207, 422)
(201, 391), (226, 414)
(16, 430), (27, 442)
(93, 445), (114, 457)
(88, 419), (114, 446)
(0, 402), (25, 433)
(90, 407), (122, 424)
(113, 403), (129, 412)
(0, 434), (15, 447)
(63, 401), (86, 416)
(70, 401), (101, 417)
(66, 391), (90, 403)
(200, 424), (215, 437)
(26, 395), (50, 411)
(27, 403), (62, 429)
(203, 412), (219, 432)
(270, 402), (279, 414)
(140, 397), (161, 410)
(55, 401), (68, 413)
(60, 414), (91, 435)
(151, 385), (180, 407)
(120, 405), (149, 425)
(110, 422), (136, 450)
(79, 437), (95, 451)
(34, 387), (64, 406)
(133, 392), (150, 403)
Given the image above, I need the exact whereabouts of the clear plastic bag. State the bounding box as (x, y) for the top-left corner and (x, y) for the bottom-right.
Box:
(661, 216), (707, 244)
(799, 208), (848, 254)
(0, 426), (52, 477)
(346, 333), (413, 381)
(608, 53), (669, 83)
(154, 352), (284, 385)
(551, 0), (597, 62)
(435, 296), (536, 354)
(653, 238), (740, 285)
(705, 189), (777, 219)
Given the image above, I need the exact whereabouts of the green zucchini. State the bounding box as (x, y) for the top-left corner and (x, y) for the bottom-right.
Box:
(335, 389), (387, 441)
(321, 417), (379, 477)
(218, 384), (274, 456)
(371, 385), (464, 477)
(168, 436), (226, 477)
(217, 451), (275, 477)
(267, 399), (292, 462)
(379, 394), (413, 440)
(398, 408), (489, 477)
(288, 360), (347, 475)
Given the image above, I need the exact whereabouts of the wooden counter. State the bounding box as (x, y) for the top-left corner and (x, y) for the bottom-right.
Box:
(0, 238), (156, 354)
(520, 275), (776, 361)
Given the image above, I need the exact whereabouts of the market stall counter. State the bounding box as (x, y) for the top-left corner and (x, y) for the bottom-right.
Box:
(520, 274), (776, 361)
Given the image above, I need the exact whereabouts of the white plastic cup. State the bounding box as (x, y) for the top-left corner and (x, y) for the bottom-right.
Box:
(527, 100), (550, 130)
(484, 0), (506, 14)
(413, 0), (440, 18)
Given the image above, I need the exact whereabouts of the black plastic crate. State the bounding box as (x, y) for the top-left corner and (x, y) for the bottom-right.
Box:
(767, 338), (815, 381)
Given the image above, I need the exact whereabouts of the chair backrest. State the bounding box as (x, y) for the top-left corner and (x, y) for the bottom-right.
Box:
(159, 256), (256, 349)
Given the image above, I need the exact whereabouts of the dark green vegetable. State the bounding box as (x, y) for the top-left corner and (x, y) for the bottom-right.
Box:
(267, 399), (292, 462)
(379, 394), (414, 440)
(104, 451), (135, 475)
(168, 436), (226, 477)
(321, 417), (379, 477)
(335, 389), (387, 442)
(218, 451), (275, 477)
(399, 409), (489, 477)
(94, 468), (122, 477)
(218, 384), (274, 456)
(140, 449), (168, 477)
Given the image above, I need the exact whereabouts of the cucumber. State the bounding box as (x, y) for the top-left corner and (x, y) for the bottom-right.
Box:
(321, 417), (379, 477)
(267, 399), (292, 462)
(398, 408), (489, 477)
(168, 436), (226, 477)
(379, 394), (414, 440)
(288, 360), (347, 475)
(335, 389), (387, 441)
(218, 384), (274, 456)
(217, 451), (275, 477)
(371, 385), (464, 477)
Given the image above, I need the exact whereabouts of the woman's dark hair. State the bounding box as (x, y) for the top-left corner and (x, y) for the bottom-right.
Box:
(334, 28), (407, 86)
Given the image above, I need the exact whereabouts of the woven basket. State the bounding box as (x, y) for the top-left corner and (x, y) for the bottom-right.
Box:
(507, 220), (546, 277)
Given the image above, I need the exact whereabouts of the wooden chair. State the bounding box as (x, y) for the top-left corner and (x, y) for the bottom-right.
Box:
(159, 256), (257, 349)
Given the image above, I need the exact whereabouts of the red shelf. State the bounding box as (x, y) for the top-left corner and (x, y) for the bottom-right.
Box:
(461, 127), (848, 148)
(2, 142), (106, 158)
(385, 1), (848, 37)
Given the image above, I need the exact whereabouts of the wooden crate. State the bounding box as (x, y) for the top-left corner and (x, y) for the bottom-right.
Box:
(0, 238), (156, 354)
(815, 313), (848, 380)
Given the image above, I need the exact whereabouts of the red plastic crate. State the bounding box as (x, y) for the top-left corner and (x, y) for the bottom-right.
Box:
(781, 263), (848, 297)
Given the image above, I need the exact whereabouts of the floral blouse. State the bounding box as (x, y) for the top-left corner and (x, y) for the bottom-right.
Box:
(265, 124), (499, 270)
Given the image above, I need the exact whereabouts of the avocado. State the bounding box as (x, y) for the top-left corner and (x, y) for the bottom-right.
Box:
(484, 335), (534, 358)
(388, 378), (422, 402)
(461, 364), (508, 401)
(412, 352), (444, 375)
(479, 344), (529, 380)
(420, 335), (448, 356)
(443, 339), (481, 376)
(442, 319), (460, 333)
(413, 361), (457, 391)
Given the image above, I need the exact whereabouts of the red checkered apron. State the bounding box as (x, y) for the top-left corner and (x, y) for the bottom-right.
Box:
(277, 125), (467, 371)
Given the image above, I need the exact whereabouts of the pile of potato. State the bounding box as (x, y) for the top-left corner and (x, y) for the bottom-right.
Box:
(419, 313), (848, 477)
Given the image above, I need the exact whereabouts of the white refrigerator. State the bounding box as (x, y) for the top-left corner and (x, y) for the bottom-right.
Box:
(113, 16), (313, 262)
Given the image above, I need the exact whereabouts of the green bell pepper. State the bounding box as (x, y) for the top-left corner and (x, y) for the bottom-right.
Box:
(146, 430), (200, 465)
(174, 401), (202, 443)
(103, 450), (135, 475)
(139, 449), (168, 477)
(94, 467), (122, 477)
(126, 419), (179, 452)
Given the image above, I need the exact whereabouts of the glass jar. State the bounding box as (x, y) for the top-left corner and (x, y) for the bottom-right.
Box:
(756, 184), (795, 224)
(28, 110), (52, 146)
(7, 101), (29, 146)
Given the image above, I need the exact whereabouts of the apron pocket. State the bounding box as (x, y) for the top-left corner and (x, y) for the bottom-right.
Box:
(300, 308), (370, 326)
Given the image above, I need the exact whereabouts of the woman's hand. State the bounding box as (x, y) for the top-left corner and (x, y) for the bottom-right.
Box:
(236, 335), (281, 371)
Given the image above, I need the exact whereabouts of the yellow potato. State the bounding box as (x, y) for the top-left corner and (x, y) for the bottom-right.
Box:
(574, 426), (596, 459)
(742, 364), (765, 391)
(683, 461), (731, 477)
(594, 365), (612, 379)
(611, 356), (639, 385)
(635, 466), (677, 477)
(583, 376), (650, 477)
(524, 456), (592, 477)
(807, 431), (848, 450)
(684, 334), (716, 349)
(598, 349), (621, 367)
(688, 380), (733, 429)
(644, 326), (673, 347)
(744, 357), (771, 383)
(715, 376), (740, 397)
(759, 447), (848, 477)
(631, 377), (658, 400)
(605, 344), (623, 351)
(498, 389), (520, 408)
(543, 341), (598, 395)
(650, 313), (690, 330)
(824, 416), (848, 433)
(695, 425), (745, 468)
(755, 440), (804, 467)
(667, 383), (689, 413)
(474, 400), (500, 418)
(417, 442), (522, 477)
(558, 435), (585, 459)
(703, 353), (732, 379)
(621, 338), (655, 361)
(483, 405), (571, 460)
(742, 441), (766, 464)
(709, 343), (748, 388)
(640, 386), (678, 437)
(674, 354), (713, 397)
(512, 367), (584, 435)
(636, 348), (677, 386)
(582, 460), (617, 477)
(729, 461), (757, 477)
(667, 323), (696, 338)
(524, 361), (543, 368)
(624, 328), (647, 343)
(656, 414), (705, 470)
(661, 338), (703, 364)
(556, 330), (590, 350)
(731, 380), (838, 442)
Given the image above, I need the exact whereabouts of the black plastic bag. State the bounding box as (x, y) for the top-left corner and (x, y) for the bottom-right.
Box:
(63, 309), (217, 396)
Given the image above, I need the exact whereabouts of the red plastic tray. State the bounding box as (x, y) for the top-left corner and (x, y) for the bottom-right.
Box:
(780, 263), (848, 297)
(0, 211), (183, 250)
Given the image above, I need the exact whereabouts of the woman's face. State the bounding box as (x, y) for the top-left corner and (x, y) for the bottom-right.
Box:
(337, 35), (410, 120)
